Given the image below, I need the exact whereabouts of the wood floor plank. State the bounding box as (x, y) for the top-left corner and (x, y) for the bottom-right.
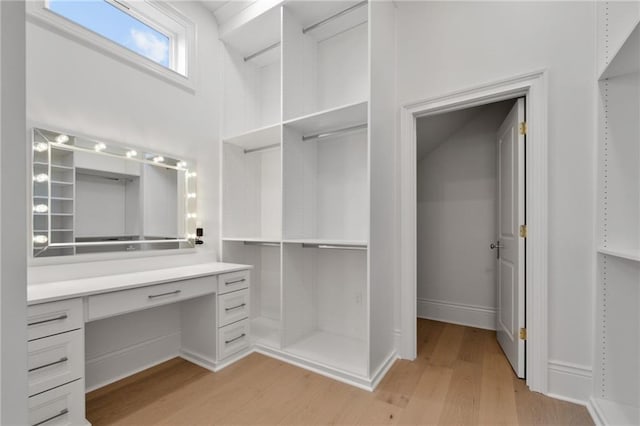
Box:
(86, 320), (592, 426)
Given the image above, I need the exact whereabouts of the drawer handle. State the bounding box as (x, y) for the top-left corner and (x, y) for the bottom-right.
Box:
(32, 408), (69, 426)
(28, 314), (68, 327)
(225, 303), (247, 312)
(29, 357), (68, 373)
(225, 333), (246, 345)
(148, 290), (181, 299)
(225, 278), (246, 286)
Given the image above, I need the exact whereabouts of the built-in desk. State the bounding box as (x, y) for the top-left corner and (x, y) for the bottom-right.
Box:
(26, 262), (252, 426)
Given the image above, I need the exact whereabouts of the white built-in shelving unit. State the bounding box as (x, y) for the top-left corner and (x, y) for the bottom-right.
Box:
(592, 3), (640, 423)
(220, 0), (396, 388)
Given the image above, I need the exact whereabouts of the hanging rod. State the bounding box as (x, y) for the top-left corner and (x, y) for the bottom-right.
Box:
(244, 241), (280, 247)
(302, 123), (367, 142)
(243, 42), (280, 62)
(302, 0), (368, 34)
(302, 243), (366, 251)
(244, 143), (280, 154)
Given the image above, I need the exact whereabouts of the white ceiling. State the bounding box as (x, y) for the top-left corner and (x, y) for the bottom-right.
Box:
(416, 99), (516, 162)
(201, 1), (255, 24)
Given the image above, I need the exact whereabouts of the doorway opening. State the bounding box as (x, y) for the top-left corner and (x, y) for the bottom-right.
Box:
(398, 71), (549, 393)
(415, 97), (526, 378)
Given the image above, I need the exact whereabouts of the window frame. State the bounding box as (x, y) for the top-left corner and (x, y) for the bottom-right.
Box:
(27, 0), (197, 92)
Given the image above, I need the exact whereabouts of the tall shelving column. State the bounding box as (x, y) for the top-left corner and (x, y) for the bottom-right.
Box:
(219, 5), (284, 350)
(592, 2), (640, 423)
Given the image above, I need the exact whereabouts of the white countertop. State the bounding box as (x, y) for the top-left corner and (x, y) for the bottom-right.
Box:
(28, 262), (252, 305)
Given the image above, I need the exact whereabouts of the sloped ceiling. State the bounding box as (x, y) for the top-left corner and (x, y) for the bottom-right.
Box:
(416, 99), (516, 162)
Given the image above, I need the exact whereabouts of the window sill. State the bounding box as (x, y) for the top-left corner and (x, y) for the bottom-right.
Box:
(26, 2), (197, 94)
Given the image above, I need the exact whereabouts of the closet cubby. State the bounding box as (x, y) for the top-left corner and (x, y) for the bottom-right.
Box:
(221, 6), (281, 139)
(282, 242), (368, 376)
(222, 240), (281, 349)
(222, 134), (282, 241)
(282, 1), (369, 121)
(594, 12), (640, 424)
(283, 102), (368, 244)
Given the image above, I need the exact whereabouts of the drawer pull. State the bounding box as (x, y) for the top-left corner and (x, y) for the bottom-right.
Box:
(148, 290), (181, 299)
(225, 303), (247, 312)
(225, 333), (246, 345)
(32, 408), (69, 426)
(28, 314), (68, 327)
(225, 278), (245, 286)
(29, 357), (68, 373)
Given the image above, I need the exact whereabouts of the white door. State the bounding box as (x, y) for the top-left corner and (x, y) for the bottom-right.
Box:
(495, 98), (526, 378)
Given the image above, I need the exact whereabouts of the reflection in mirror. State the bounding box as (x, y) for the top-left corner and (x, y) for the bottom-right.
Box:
(32, 128), (197, 257)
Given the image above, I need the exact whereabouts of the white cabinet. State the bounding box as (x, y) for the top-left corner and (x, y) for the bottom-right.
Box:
(27, 299), (85, 425)
(593, 5), (640, 424)
(221, 1), (397, 389)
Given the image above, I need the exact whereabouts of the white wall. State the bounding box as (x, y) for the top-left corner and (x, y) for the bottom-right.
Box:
(396, 1), (596, 403)
(417, 102), (512, 330)
(26, 1), (222, 390)
(0, 1), (28, 423)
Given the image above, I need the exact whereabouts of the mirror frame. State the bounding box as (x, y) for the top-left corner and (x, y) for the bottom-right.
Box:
(31, 127), (198, 257)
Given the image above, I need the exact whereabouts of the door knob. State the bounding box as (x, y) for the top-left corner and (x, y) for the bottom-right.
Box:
(490, 242), (503, 249)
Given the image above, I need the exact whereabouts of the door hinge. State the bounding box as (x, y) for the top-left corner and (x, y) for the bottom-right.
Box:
(519, 121), (527, 136)
(519, 224), (527, 238)
(520, 328), (527, 340)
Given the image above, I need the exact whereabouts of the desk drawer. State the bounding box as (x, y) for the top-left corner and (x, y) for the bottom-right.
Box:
(218, 289), (249, 327)
(29, 379), (84, 426)
(87, 275), (216, 321)
(217, 270), (249, 295)
(28, 299), (83, 342)
(218, 318), (250, 360)
(28, 329), (83, 397)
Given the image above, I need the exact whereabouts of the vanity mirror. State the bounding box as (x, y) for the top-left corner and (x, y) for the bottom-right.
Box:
(31, 127), (197, 257)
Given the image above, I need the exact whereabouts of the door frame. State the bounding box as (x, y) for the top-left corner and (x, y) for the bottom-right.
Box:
(398, 70), (548, 393)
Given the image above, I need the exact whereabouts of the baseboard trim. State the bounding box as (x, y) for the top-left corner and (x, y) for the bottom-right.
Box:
(369, 351), (398, 390)
(85, 332), (181, 392)
(254, 345), (373, 391)
(417, 298), (496, 330)
(547, 360), (592, 406)
(587, 396), (640, 426)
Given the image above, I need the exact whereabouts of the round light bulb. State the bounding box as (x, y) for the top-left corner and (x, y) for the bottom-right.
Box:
(187, 193), (197, 199)
(33, 142), (48, 152)
(55, 134), (69, 144)
(153, 155), (165, 163)
(33, 173), (49, 183)
(186, 172), (197, 178)
(177, 161), (187, 168)
(126, 150), (138, 158)
(94, 142), (106, 152)
(186, 213), (197, 219)
(33, 235), (48, 244)
(33, 204), (49, 213)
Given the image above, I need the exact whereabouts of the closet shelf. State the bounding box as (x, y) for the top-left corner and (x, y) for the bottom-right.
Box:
(599, 19), (640, 80)
(33, 196), (73, 201)
(285, 331), (367, 377)
(223, 123), (281, 152)
(283, 238), (368, 248)
(598, 247), (640, 262)
(284, 100), (368, 136)
(591, 398), (640, 426)
(51, 180), (74, 186)
(223, 237), (282, 244)
(251, 317), (281, 349)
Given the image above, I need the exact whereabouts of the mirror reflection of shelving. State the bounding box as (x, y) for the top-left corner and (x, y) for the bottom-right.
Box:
(283, 101), (368, 245)
(222, 240), (281, 349)
(32, 130), (76, 257)
(221, 6), (281, 139)
(282, 242), (368, 377)
(283, 1), (369, 121)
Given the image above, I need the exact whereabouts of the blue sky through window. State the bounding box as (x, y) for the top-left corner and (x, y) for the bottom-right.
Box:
(48, 0), (170, 67)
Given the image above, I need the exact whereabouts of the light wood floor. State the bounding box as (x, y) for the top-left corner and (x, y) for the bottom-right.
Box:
(86, 319), (593, 425)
